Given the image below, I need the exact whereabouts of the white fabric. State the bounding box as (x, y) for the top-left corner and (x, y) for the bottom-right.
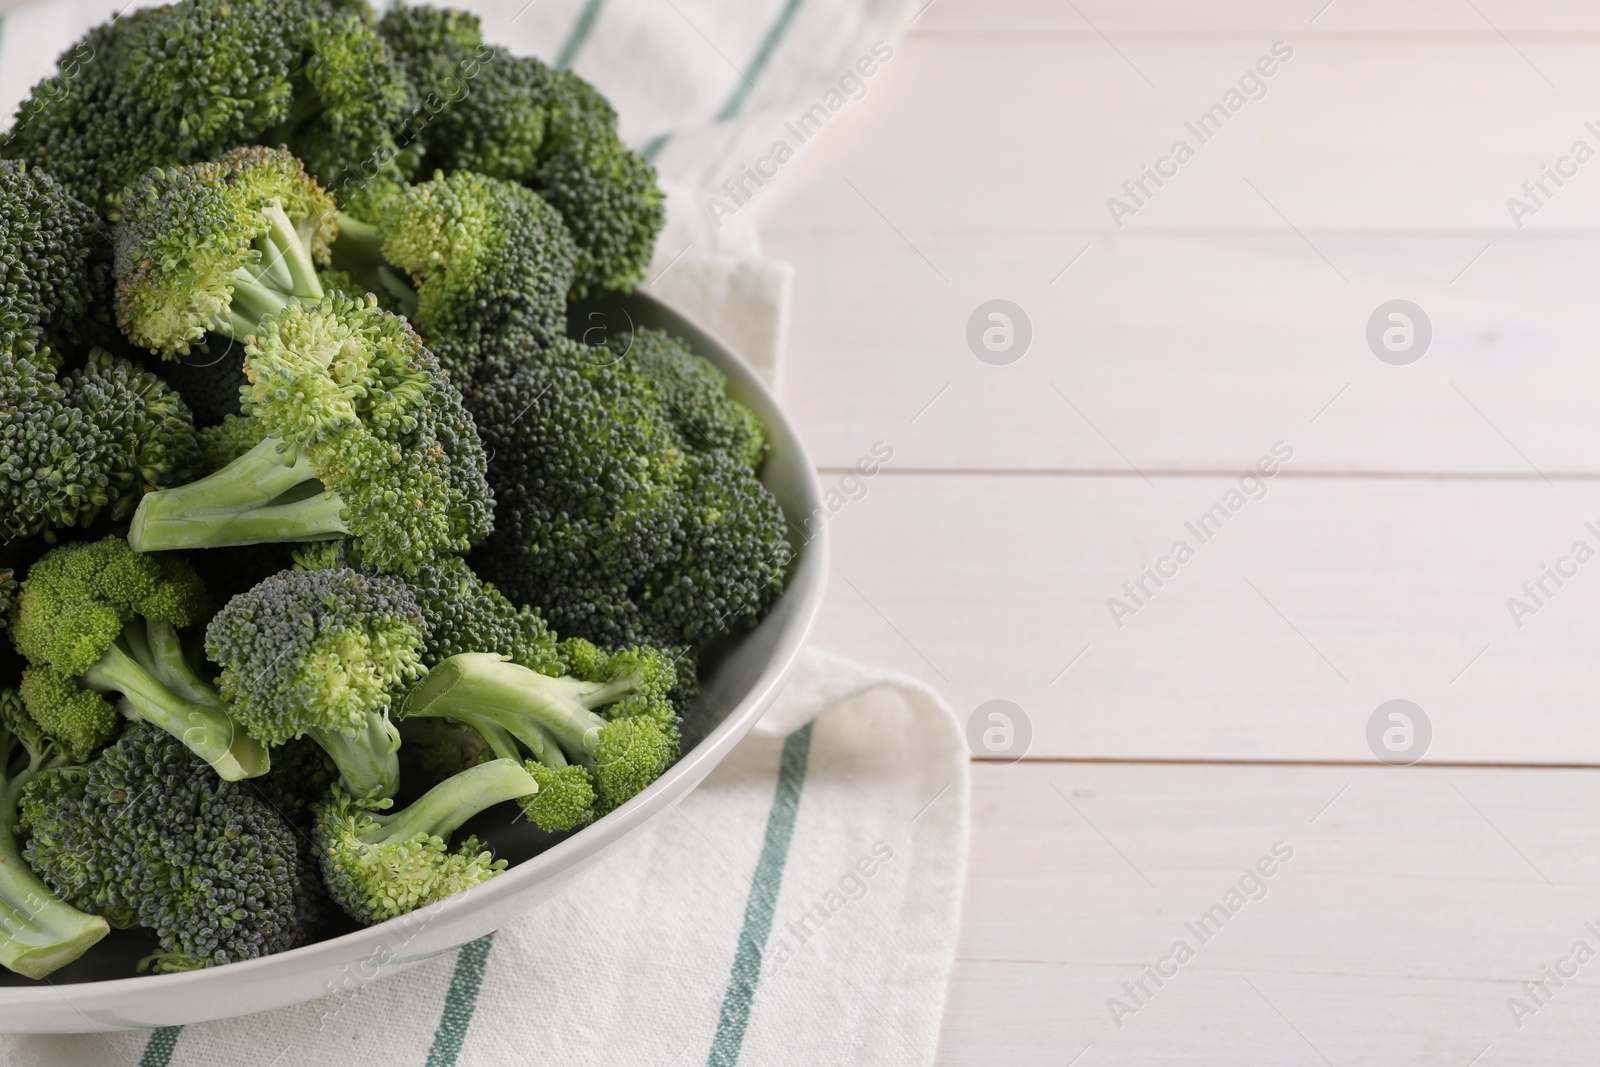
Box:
(0, 649), (970, 1065)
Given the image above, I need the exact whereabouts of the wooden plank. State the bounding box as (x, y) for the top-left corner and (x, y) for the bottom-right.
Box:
(939, 760), (1600, 1065)
(812, 471), (1600, 763)
(770, 228), (1600, 473)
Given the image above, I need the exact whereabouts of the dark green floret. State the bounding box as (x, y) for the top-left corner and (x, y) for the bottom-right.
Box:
(113, 146), (336, 358)
(468, 336), (789, 648)
(402, 640), (681, 830)
(126, 293), (495, 573)
(619, 327), (767, 468)
(1, 0), (415, 212)
(313, 757), (537, 923)
(0, 687), (109, 979)
(295, 543), (563, 674)
(8, 536), (266, 779)
(329, 168), (577, 382)
(206, 567), (426, 800)
(0, 158), (113, 353)
(377, 5), (662, 298)
(20, 723), (312, 971)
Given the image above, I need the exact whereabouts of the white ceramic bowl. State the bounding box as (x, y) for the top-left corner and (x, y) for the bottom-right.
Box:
(0, 292), (828, 1032)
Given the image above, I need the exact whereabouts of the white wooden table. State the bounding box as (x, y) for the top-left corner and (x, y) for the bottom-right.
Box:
(756, 2), (1600, 1062)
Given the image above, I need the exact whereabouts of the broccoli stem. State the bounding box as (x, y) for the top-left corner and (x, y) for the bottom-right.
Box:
(139, 619), (222, 708)
(359, 757), (538, 845)
(309, 711), (401, 801)
(330, 214), (419, 317)
(82, 641), (268, 781)
(0, 828), (110, 980)
(260, 201), (325, 301)
(128, 439), (351, 552)
(404, 653), (609, 765)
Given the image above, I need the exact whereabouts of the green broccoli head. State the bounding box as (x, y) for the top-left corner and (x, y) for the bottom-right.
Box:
(0, 343), (206, 543)
(127, 294), (495, 573)
(296, 544), (564, 675)
(469, 336), (789, 648)
(313, 757), (537, 923)
(0, 687), (110, 979)
(20, 723), (311, 970)
(618, 328), (767, 468)
(2, 0), (415, 212)
(0, 158), (113, 353)
(206, 566), (426, 745)
(114, 146), (336, 357)
(330, 168), (578, 382)
(402, 649), (681, 821)
(518, 762), (594, 832)
(8, 536), (267, 781)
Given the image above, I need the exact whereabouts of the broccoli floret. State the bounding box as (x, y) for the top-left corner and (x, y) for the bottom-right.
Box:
(150, 349), (250, 428)
(376, 6), (662, 298)
(314, 756), (538, 923)
(468, 336), (789, 648)
(8, 536), (266, 779)
(402, 640), (681, 830)
(20, 722), (312, 970)
(296, 543), (563, 674)
(0, 688), (109, 978)
(113, 147), (336, 358)
(2, 0), (414, 212)
(0, 159), (112, 353)
(126, 293), (494, 573)
(205, 567), (426, 800)
(618, 327), (766, 468)
(329, 169), (577, 382)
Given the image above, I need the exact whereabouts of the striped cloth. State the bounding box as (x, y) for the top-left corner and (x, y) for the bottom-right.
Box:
(0, 1), (966, 1063)
(2, 650), (969, 1066)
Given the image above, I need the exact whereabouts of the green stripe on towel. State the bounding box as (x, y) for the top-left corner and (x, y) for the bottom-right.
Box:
(555, 0), (608, 71)
(424, 933), (496, 1067)
(139, 1025), (182, 1067)
(643, 0), (808, 163)
(706, 722), (816, 1067)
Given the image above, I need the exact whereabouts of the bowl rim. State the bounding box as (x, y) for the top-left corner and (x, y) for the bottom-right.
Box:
(0, 289), (829, 1010)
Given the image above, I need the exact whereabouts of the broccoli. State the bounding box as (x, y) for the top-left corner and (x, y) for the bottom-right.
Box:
(314, 756), (538, 923)
(113, 146), (336, 358)
(126, 293), (494, 573)
(20, 722), (313, 971)
(402, 641), (681, 831)
(377, 5), (663, 298)
(0, 158), (112, 353)
(1, 0), (415, 212)
(467, 336), (789, 648)
(616, 327), (767, 468)
(8, 536), (267, 779)
(205, 567), (427, 800)
(0, 688), (109, 979)
(150, 349), (250, 428)
(295, 543), (563, 674)
(328, 169), (577, 382)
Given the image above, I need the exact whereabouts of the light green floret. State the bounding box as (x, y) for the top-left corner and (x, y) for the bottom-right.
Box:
(402, 639), (681, 831)
(313, 758), (540, 924)
(8, 536), (266, 780)
(0, 688), (109, 979)
(113, 146), (336, 358)
(206, 567), (427, 800)
(126, 293), (495, 574)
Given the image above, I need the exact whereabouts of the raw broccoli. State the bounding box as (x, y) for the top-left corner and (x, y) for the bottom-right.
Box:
(8, 536), (267, 779)
(150, 350), (250, 428)
(295, 543), (564, 674)
(617, 327), (767, 468)
(205, 567), (427, 800)
(402, 640), (680, 831)
(113, 146), (336, 358)
(1, 0), (415, 212)
(314, 757), (538, 923)
(328, 169), (577, 382)
(377, 5), (662, 298)
(468, 336), (789, 648)
(20, 722), (313, 971)
(0, 158), (112, 353)
(126, 293), (494, 573)
(0, 688), (109, 979)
